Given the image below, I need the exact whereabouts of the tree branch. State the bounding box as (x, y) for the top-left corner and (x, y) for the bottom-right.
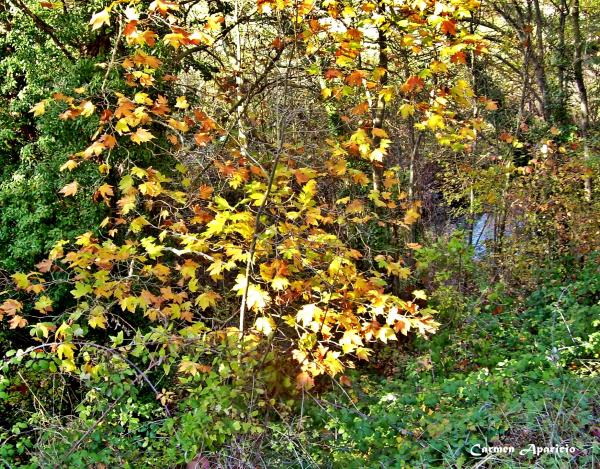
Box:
(9, 0), (75, 62)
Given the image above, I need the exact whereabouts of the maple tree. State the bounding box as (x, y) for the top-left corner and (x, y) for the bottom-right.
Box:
(1, 0), (486, 384)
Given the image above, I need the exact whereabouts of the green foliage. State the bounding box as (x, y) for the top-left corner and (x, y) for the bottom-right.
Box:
(261, 255), (600, 468)
(0, 156), (105, 271)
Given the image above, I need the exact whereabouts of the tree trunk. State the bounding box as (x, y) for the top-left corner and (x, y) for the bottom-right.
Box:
(371, 2), (388, 192)
(556, 0), (570, 122)
(572, 0), (592, 201)
(531, 0), (550, 120)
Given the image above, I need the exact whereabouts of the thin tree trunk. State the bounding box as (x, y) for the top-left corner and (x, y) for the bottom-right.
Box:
(371, 2), (388, 192)
(572, 0), (592, 201)
(234, 0), (248, 158)
(531, 0), (550, 120)
(556, 0), (570, 121)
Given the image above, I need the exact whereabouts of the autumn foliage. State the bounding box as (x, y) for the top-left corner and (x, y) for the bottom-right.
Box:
(1, 0), (486, 383)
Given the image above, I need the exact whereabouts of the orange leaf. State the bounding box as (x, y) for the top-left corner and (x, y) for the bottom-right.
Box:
(324, 69), (342, 80)
(296, 371), (315, 390)
(441, 20), (457, 35)
(36, 259), (53, 273)
(339, 375), (352, 386)
(101, 134), (117, 148)
(485, 100), (498, 111)
(9, 315), (27, 329)
(141, 30), (157, 47)
(97, 183), (114, 198)
(0, 299), (23, 317)
(198, 185), (213, 200)
(401, 75), (424, 94)
(372, 127), (388, 138)
(149, 0), (180, 14)
(451, 51), (466, 64)
(124, 20), (138, 37)
(194, 132), (211, 146)
(351, 101), (369, 115)
(345, 70), (366, 86)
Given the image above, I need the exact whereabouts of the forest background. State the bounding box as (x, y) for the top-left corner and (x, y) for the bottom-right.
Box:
(0, 0), (599, 467)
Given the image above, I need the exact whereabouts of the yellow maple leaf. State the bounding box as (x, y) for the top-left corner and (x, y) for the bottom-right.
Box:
(30, 100), (47, 116)
(195, 291), (221, 310)
(413, 289), (428, 300)
(296, 303), (320, 327)
(57, 342), (76, 360)
(323, 351), (344, 376)
(130, 128), (155, 144)
(34, 296), (53, 313)
(59, 181), (79, 197)
(427, 113), (445, 130)
(89, 9), (110, 31)
(377, 325), (397, 344)
(175, 96), (189, 109)
(80, 101), (96, 117)
(60, 159), (79, 172)
(164, 33), (185, 48)
(399, 103), (415, 119)
(89, 309), (107, 329)
(97, 183), (114, 198)
(255, 316), (276, 336)
(178, 360), (200, 376)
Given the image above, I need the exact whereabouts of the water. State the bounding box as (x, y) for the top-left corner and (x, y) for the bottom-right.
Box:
(472, 213), (495, 258)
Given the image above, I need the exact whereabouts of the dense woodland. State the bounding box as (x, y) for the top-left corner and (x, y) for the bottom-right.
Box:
(0, 0), (599, 467)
